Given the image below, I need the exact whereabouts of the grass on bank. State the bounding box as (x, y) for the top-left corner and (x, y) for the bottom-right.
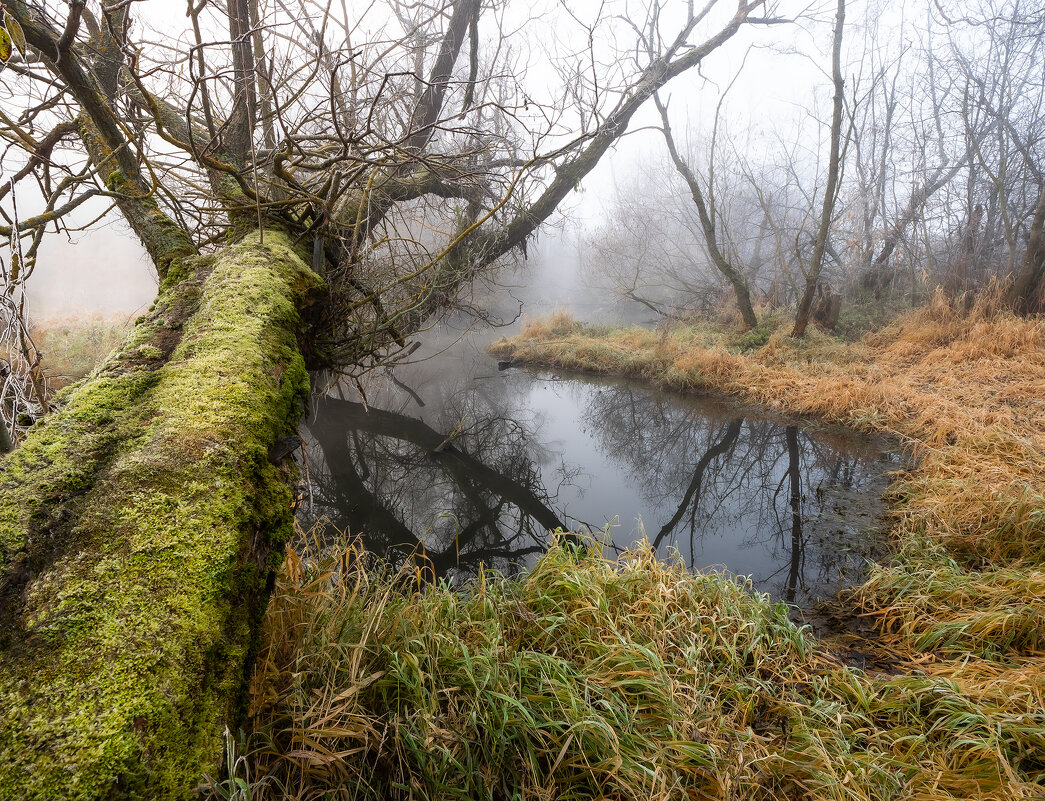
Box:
(198, 294), (1045, 800)
(29, 313), (132, 389)
(206, 536), (1044, 801)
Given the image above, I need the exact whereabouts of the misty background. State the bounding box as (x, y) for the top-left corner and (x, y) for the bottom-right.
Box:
(10, 0), (1044, 330)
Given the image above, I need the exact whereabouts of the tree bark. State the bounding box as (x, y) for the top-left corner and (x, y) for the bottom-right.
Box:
(792, 0), (846, 338)
(406, 0), (480, 152)
(226, 0), (259, 166)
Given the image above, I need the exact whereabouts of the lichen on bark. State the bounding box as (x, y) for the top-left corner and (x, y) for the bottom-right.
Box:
(0, 231), (322, 800)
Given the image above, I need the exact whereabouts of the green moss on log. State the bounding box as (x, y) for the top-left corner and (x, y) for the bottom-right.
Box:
(0, 231), (322, 800)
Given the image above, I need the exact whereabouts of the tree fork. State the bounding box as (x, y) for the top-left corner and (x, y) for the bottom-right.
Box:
(6, 1), (195, 281)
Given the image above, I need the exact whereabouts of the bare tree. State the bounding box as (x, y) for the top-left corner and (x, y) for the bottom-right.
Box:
(848, 12), (972, 299)
(0, 0), (774, 431)
(584, 160), (738, 321)
(654, 90), (759, 329)
(792, 0), (847, 338)
(931, 0), (1045, 303)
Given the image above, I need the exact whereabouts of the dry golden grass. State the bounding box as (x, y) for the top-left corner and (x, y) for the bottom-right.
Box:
(490, 295), (1045, 664)
(29, 313), (133, 390)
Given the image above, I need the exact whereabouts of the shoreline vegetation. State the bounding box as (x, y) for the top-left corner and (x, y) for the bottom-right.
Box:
(486, 300), (1045, 655)
(213, 534), (1044, 800)
(34, 300), (1045, 798)
(213, 297), (1043, 799)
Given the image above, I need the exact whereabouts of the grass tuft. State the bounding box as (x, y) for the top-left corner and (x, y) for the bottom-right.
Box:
(220, 533), (1045, 800)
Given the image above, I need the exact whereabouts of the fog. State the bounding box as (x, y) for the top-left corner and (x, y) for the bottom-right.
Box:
(27, 215), (155, 320)
(23, 188), (621, 325)
(8, 0), (1042, 328)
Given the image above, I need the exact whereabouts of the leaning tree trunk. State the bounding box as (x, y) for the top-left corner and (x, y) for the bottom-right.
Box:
(0, 231), (321, 801)
(859, 159), (967, 298)
(1006, 184), (1045, 315)
(655, 94), (759, 330)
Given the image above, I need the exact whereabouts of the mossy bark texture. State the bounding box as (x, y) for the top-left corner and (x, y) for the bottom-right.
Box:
(0, 232), (322, 800)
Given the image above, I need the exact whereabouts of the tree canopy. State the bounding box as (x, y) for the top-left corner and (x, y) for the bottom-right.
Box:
(1, 0), (772, 366)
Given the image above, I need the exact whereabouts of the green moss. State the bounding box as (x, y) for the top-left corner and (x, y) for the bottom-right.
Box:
(0, 230), (322, 800)
(730, 322), (774, 352)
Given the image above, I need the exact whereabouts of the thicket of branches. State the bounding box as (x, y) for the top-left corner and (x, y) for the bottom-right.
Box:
(587, 0), (1045, 330)
(1, 0), (1041, 444)
(0, 0), (784, 445)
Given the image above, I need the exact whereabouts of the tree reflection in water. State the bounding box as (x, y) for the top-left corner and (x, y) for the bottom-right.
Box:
(301, 351), (897, 605)
(305, 394), (564, 580)
(580, 383), (896, 603)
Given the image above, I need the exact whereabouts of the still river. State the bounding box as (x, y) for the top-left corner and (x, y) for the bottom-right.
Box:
(299, 321), (899, 608)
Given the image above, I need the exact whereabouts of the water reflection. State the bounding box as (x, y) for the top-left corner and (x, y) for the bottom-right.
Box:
(307, 393), (562, 577)
(578, 383), (892, 602)
(301, 340), (897, 606)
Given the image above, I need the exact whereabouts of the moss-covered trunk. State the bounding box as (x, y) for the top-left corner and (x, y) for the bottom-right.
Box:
(0, 231), (321, 800)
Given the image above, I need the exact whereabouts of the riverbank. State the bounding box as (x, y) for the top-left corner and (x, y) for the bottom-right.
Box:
(225, 531), (1043, 800)
(30, 314), (132, 390)
(489, 300), (1045, 648)
(485, 297), (1042, 795)
(218, 295), (1045, 800)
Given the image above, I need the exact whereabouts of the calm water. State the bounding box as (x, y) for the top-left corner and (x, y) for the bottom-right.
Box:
(301, 327), (900, 606)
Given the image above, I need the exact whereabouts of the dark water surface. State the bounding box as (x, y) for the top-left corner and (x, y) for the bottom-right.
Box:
(301, 327), (900, 607)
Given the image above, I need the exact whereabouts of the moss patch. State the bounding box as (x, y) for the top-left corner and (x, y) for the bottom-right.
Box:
(0, 231), (322, 800)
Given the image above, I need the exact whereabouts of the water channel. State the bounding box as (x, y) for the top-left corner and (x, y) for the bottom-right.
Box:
(300, 322), (900, 608)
